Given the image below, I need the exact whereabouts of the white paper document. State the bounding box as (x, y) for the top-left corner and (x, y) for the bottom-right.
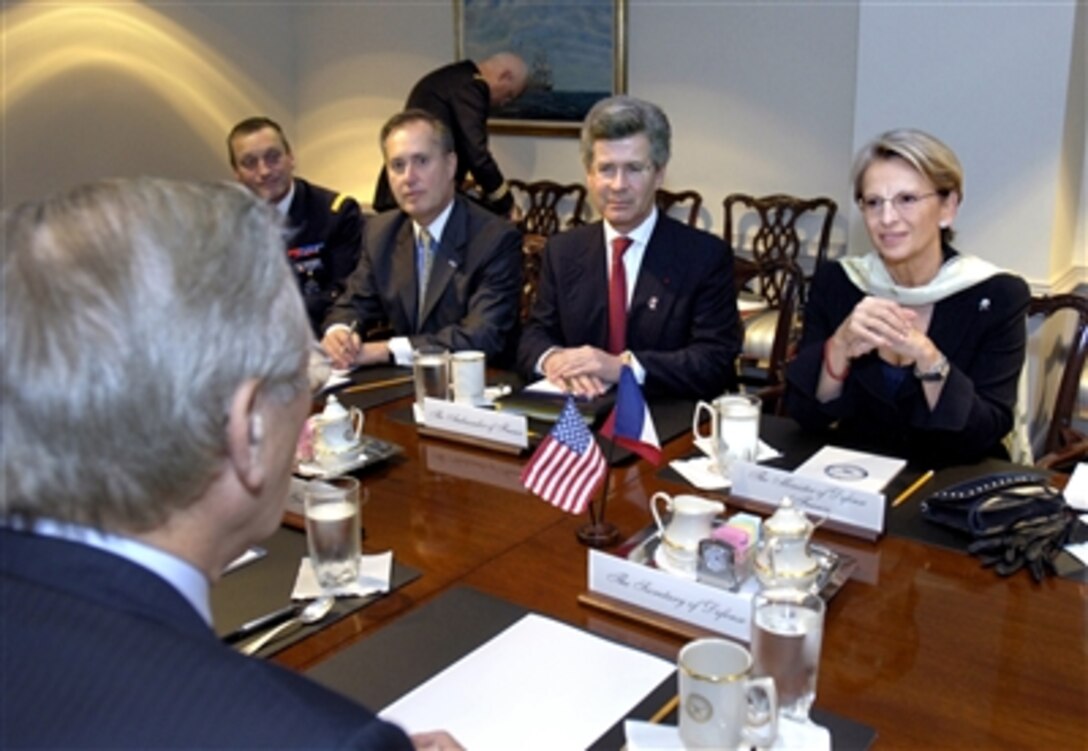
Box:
(379, 614), (674, 751)
(793, 445), (906, 494)
(624, 716), (831, 751)
(222, 546), (266, 575)
(1061, 463), (1088, 511)
(524, 377), (564, 394)
(670, 437), (783, 490)
(322, 368), (353, 393)
(524, 377), (614, 396)
(1066, 539), (1088, 566)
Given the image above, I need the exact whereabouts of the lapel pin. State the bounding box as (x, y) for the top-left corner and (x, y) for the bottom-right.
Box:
(979, 298), (991, 311)
(648, 296), (659, 311)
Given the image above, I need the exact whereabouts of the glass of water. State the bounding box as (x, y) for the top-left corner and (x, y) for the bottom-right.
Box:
(413, 345), (450, 406)
(751, 587), (825, 721)
(304, 476), (361, 592)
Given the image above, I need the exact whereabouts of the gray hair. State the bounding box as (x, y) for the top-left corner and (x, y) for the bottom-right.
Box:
(579, 95), (671, 170)
(852, 128), (964, 243)
(1, 177), (311, 532)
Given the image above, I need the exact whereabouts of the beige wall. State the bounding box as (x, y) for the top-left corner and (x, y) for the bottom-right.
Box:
(3, 0), (1084, 290)
(2, 2), (295, 204)
(852, 2), (1083, 290)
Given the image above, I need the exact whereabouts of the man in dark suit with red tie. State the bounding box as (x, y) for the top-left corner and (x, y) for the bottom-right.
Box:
(322, 110), (522, 369)
(0, 178), (459, 750)
(517, 96), (741, 399)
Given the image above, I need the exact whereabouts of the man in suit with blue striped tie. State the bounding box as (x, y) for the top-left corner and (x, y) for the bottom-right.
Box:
(322, 110), (522, 369)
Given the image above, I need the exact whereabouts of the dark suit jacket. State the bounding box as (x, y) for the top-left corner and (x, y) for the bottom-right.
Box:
(373, 61), (512, 215)
(518, 216), (741, 399)
(325, 196), (522, 363)
(784, 250), (1030, 467)
(0, 528), (412, 749)
(286, 177), (364, 333)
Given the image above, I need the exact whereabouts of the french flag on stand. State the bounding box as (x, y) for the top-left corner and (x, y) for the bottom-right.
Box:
(601, 366), (662, 465)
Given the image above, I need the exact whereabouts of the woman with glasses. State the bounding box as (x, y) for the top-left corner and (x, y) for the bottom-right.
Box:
(784, 129), (1029, 466)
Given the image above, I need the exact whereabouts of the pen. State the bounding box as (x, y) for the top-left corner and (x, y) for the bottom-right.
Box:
(221, 603), (299, 645)
(892, 469), (935, 508)
(346, 320), (360, 361)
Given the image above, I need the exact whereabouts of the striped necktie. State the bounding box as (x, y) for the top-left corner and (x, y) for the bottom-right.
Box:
(418, 228), (436, 321)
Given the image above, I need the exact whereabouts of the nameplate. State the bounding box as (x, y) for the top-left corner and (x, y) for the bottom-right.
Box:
(422, 398), (528, 450)
(588, 550), (754, 642)
(731, 461), (885, 539)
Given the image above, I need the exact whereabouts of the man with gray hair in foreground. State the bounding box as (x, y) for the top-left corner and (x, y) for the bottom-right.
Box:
(0, 178), (459, 750)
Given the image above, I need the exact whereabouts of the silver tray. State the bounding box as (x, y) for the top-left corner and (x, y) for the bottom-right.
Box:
(626, 528), (856, 601)
(293, 434), (402, 480)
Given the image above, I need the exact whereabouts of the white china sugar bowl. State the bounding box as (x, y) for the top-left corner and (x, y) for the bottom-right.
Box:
(753, 497), (823, 590)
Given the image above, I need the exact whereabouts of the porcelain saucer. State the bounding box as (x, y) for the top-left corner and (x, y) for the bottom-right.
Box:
(653, 543), (698, 580)
(297, 443), (367, 479)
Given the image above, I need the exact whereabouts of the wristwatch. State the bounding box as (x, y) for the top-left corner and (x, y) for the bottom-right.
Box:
(914, 354), (950, 382)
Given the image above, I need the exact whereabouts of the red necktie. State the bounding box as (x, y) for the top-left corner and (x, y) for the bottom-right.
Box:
(608, 236), (633, 354)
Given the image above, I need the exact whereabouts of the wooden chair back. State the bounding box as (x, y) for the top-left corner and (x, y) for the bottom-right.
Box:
(655, 188), (703, 227)
(723, 192), (837, 306)
(508, 179), (587, 236)
(740, 265), (803, 413)
(1029, 293), (1088, 469)
(519, 233), (547, 323)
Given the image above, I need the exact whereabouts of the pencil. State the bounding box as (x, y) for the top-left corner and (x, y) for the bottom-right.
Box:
(648, 695), (679, 724)
(892, 469), (934, 508)
(341, 375), (414, 394)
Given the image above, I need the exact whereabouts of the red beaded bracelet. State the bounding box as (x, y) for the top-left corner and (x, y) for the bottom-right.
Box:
(823, 339), (849, 381)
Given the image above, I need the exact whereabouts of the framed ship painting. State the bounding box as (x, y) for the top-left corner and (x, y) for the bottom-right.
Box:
(455, 0), (628, 136)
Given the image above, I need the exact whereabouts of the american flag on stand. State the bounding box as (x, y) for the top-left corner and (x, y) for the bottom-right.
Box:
(520, 396), (607, 514)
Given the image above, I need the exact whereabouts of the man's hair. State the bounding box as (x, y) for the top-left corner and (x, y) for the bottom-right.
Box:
(227, 116), (292, 168)
(379, 109), (455, 158)
(851, 128), (964, 243)
(1, 177), (311, 532)
(579, 95), (671, 170)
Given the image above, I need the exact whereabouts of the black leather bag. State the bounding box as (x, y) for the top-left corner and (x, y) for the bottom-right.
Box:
(920, 471), (1073, 580)
(920, 475), (1066, 537)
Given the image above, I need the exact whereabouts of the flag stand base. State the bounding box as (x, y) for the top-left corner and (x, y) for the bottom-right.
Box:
(576, 521), (620, 548)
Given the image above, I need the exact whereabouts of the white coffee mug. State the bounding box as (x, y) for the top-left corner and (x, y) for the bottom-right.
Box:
(678, 638), (777, 749)
(692, 393), (761, 477)
(450, 350), (486, 405)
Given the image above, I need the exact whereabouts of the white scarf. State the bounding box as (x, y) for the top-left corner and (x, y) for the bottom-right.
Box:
(840, 250), (1001, 303)
(839, 251), (1032, 464)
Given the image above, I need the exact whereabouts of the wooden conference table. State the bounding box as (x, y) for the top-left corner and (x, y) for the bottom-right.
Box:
(270, 389), (1086, 750)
